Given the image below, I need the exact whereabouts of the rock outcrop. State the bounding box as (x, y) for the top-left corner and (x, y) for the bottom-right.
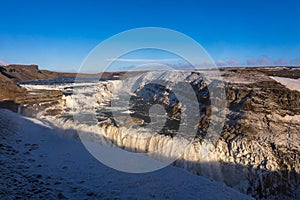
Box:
(95, 67), (300, 199)
(216, 78), (300, 198)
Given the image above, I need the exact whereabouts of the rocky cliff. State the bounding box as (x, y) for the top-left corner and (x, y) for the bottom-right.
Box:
(217, 78), (300, 198)
(0, 64), (66, 101)
(91, 67), (300, 199)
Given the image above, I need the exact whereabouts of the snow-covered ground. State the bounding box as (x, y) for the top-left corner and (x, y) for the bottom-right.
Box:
(270, 76), (300, 92)
(0, 109), (253, 199)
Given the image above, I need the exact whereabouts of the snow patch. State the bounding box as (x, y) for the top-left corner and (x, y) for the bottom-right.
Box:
(270, 76), (300, 92)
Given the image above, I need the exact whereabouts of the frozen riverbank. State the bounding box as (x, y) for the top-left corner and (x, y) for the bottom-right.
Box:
(0, 109), (252, 199)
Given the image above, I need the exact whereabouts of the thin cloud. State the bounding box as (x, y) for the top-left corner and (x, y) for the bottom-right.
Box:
(246, 58), (256, 65)
(215, 58), (239, 66)
(106, 58), (181, 63)
(227, 58), (239, 66)
(274, 58), (287, 65)
(215, 60), (227, 66)
(257, 56), (271, 65)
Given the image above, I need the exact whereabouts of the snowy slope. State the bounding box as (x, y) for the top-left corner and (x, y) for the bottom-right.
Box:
(270, 76), (300, 92)
(0, 109), (253, 199)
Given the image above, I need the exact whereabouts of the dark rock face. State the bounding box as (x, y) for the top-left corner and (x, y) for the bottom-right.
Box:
(220, 79), (300, 198)
(207, 79), (299, 198)
(0, 100), (20, 113)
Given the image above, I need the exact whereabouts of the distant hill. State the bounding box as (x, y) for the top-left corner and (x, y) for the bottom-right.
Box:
(0, 64), (81, 100)
(2, 64), (80, 82)
(0, 64), (128, 100)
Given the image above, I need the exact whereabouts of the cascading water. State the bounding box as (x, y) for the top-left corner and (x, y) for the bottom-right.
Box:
(37, 71), (226, 181)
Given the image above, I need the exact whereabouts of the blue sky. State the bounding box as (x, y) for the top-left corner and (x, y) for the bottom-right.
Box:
(1, 0), (300, 72)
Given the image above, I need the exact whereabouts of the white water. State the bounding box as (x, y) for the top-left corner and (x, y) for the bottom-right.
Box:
(31, 72), (224, 181)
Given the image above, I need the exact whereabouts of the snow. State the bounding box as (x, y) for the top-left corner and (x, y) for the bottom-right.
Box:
(0, 109), (253, 199)
(270, 76), (300, 92)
